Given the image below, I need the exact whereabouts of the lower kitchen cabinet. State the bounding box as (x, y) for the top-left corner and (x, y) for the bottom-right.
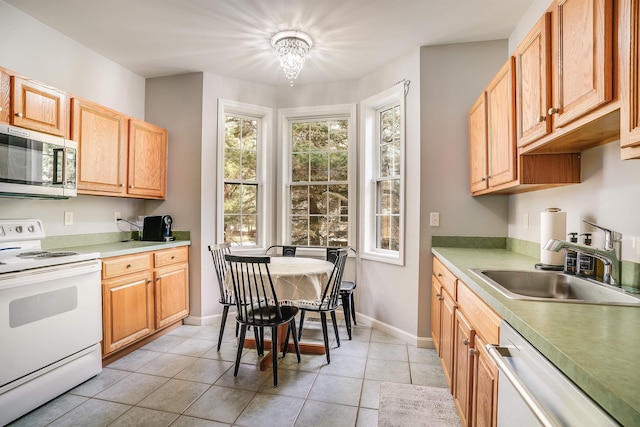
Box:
(472, 335), (498, 427)
(101, 246), (189, 358)
(432, 257), (501, 427)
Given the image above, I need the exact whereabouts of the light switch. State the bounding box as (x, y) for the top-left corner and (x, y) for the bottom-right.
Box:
(64, 211), (73, 226)
(430, 212), (440, 227)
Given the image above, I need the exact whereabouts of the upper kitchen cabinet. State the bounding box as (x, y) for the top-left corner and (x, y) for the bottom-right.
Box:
(470, 58), (581, 196)
(518, 0), (619, 154)
(72, 98), (128, 195)
(620, 0), (640, 159)
(71, 99), (168, 200)
(515, 12), (552, 147)
(0, 69), (9, 124)
(9, 75), (69, 137)
(127, 119), (167, 200)
(469, 59), (517, 194)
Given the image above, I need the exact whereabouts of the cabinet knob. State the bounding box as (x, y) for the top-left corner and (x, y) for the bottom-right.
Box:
(536, 115), (546, 123)
(171, 255), (175, 259)
(129, 185), (134, 189)
(435, 292), (441, 298)
(481, 176), (487, 181)
(156, 277), (161, 282)
(548, 107), (559, 115)
(126, 264), (132, 268)
(15, 112), (23, 118)
(438, 295), (444, 301)
(437, 273), (443, 277)
(147, 280), (152, 284)
(469, 348), (477, 356)
(462, 339), (470, 346)
(119, 184), (124, 187)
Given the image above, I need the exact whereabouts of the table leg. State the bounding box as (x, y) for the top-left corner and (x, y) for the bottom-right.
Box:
(243, 323), (326, 371)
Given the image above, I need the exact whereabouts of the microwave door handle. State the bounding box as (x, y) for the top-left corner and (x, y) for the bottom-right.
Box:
(52, 148), (63, 185)
(486, 344), (557, 427)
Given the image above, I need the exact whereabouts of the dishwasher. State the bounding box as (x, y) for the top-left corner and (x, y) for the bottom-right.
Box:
(486, 321), (620, 426)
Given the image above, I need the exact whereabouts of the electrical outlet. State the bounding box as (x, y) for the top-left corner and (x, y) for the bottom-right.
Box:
(523, 213), (529, 229)
(429, 212), (440, 227)
(114, 212), (121, 223)
(64, 211), (73, 226)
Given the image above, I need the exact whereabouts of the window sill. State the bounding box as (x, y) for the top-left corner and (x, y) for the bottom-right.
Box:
(360, 250), (403, 266)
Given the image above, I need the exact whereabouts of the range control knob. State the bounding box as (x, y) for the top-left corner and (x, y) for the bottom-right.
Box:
(28, 225), (35, 233)
(15, 226), (23, 233)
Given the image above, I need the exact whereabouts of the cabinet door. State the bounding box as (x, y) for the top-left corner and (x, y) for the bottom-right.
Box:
(621, 0), (640, 153)
(440, 288), (456, 391)
(0, 69), (9, 124)
(552, 0), (613, 128)
(469, 93), (488, 193)
(11, 76), (68, 137)
(516, 12), (552, 147)
(486, 58), (516, 188)
(472, 335), (498, 427)
(102, 271), (154, 355)
(431, 277), (443, 355)
(154, 263), (189, 329)
(128, 118), (167, 199)
(71, 98), (128, 195)
(454, 310), (475, 427)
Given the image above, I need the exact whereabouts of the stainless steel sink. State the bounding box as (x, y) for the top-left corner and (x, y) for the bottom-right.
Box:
(469, 269), (640, 305)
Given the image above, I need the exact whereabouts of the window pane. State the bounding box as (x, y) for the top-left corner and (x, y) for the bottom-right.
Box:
(309, 152), (328, 181)
(292, 123), (309, 152)
(241, 120), (257, 151)
(224, 148), (241, 179)
(379, 143), (391, 177)
(241, 149), (257, 180)
(329, 152), (348, 181)
(377, 181), (391, 215)
(389, 216), (400, 251)
(389, 179), (400, 214)
(242, 215), (257, 245)
(291, 217), (308, 245)
(377, 216), (390, 250)
(292, 153), (309, 182)
(328, 184), (348, 216)
(327, 215), (348, 247)
(329, 120), (348, 150)
(225, 116), (240, 149)
(291, 186), (308, 214)
(242, 184), (257, 214)
(310, 122), (329, 150)
(309, 185), (327, 214)
(224, 183), (241, 213)
(309, 216), (326, 246)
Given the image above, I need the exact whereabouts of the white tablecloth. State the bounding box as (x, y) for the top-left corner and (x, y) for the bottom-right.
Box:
(226, 257), (335, 305)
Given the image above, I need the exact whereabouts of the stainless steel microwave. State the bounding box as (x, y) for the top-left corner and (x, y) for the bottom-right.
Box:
(0, 124), (77, 199)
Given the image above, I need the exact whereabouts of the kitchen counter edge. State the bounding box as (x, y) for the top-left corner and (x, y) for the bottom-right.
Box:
(51, 239), (191, 259)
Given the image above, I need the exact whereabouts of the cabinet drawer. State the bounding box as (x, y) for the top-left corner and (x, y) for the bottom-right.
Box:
(433, 256), (457, 298)
(102, 253), (152, 279)
(154, 247), (188, 267)
(457, 280), (501, 344)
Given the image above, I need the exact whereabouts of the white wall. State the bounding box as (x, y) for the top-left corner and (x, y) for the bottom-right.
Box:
(418, 41), (510, 338)
(0, 0), (147, 236)
(144, 72), (278, 321)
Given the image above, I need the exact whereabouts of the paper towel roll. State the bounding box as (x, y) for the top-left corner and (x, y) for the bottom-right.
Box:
(540, 208), (566, 266)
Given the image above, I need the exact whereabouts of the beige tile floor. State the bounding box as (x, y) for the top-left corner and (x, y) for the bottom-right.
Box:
(8, 316), (450, 427)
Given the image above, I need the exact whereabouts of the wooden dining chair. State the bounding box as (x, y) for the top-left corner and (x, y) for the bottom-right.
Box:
(295, 248), (348, 363)
(208, 243), (238, 351)
(224, 254), (301, 387)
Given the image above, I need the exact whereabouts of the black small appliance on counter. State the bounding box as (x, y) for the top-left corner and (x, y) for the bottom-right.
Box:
(142, 215), (174, 241)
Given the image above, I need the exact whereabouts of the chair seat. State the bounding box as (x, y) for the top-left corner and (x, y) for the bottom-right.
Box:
(340, 281), (356, 292)
(244, 305), (299, 326)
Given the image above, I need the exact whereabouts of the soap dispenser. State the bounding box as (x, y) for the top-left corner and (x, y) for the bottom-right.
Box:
(577, 233), (596, 278)
(564, 232), (578, 274)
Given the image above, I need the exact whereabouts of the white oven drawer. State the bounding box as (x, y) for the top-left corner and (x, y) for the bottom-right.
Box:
(0, 260), (102, 388)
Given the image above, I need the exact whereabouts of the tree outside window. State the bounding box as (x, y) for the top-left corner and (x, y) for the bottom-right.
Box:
(289, 120), (349, 247)
(224, 115), (258, 246)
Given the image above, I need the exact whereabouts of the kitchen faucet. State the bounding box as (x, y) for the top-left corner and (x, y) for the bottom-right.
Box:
(544, 220), (622, 285)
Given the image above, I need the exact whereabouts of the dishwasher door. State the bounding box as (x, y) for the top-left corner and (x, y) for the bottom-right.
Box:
(487, 321), (620, 427)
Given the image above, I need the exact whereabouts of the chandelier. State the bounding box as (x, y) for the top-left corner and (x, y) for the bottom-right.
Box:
(271, 30), (313, 86)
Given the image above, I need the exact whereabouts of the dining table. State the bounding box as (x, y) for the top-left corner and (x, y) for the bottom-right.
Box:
(225, 256), (335, 370)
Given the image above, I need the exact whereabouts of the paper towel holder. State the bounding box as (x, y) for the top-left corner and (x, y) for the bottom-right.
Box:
(536, 207), (566, 271)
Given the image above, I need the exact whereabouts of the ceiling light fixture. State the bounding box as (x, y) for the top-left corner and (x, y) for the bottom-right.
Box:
(271, 30), (313, 87)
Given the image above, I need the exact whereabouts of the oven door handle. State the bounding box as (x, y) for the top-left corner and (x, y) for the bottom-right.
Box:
(486, 343), (557, 427)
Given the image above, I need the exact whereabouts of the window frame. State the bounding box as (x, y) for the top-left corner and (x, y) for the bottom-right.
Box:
(217, 99), (273, 252)
(278, 104), (357, 256)
(360, 86), (406, 265)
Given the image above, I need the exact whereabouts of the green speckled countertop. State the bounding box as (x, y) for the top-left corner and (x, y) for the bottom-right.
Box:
(432, 247), (640, 427)
(43, 231), (191, 258)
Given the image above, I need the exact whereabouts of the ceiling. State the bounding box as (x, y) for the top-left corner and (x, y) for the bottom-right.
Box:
(6, 0), (534, 87)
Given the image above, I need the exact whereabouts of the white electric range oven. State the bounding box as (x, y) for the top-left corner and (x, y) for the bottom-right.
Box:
(0, 219), (102, 426)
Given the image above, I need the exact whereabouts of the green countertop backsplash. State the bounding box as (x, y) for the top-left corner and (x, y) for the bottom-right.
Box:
(432, 236), (640, 426)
